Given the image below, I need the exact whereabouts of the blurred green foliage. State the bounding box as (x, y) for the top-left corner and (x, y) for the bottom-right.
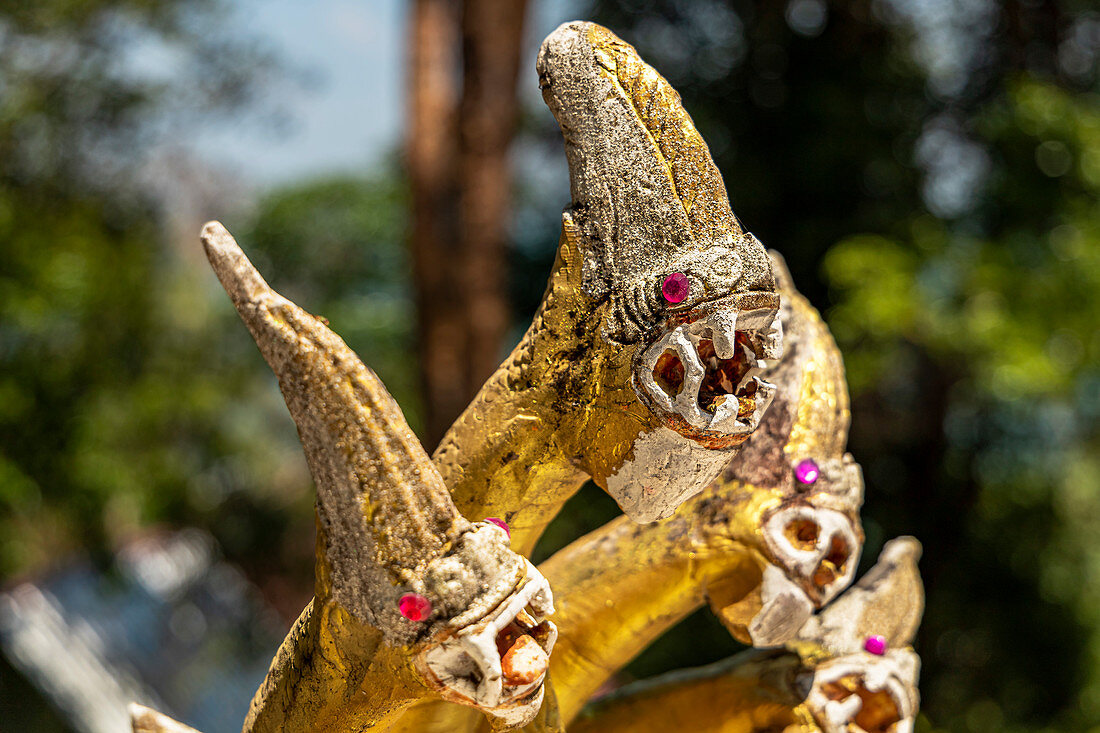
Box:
(243, 174), (418, 426)
(0, 1), (413, 596)
(824, 76), (1100, 733)
(0, 0), (278, 576)
(0, 171), (413, 580)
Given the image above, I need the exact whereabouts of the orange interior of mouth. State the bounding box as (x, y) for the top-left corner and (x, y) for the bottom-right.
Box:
(820, 674), (903, 733)
(651, 333), (758, 416)
(495, 614), (551, 687)
(785, 518), (820, 551)
(653, 350), (686, 397)
(697, 337), (753, 409)
(813, 535), (852, 589)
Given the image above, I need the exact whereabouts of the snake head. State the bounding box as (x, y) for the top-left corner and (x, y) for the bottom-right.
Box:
(536, 22), (782, 522)
(201, 223), (557, 725)
(761, 455), (864, 607)
(414, 523), (558, 726)
(792, 537), (925, 733)
(710, 446), (863, 648)
(799, 650), (920, 733)
(538, 22), (782, 446)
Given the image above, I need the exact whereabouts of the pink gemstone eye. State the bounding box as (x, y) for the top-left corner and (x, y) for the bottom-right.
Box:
(661, 272), (690, 304)
(864, 635), (887, 656)
(795, 459), (820, 485)
(485, 517), (510, 537)
(398, 593), (432, 621)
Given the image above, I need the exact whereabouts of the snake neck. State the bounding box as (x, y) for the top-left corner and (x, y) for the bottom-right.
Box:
(432, 253), (601, 556)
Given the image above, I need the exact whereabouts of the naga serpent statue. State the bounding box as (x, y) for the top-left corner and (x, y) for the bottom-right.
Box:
(131, 20), (923, 733)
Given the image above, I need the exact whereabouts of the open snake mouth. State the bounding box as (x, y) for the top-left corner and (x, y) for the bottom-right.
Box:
(635, 295), (782, 447)
(763, 505), (860, 607)
(418, 560), (557, 726)
(820, 675), (904, 733)
(803, 654), (917, 733)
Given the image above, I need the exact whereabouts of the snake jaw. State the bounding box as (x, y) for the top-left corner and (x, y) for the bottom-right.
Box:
(763, 506), (860, 607)
(416, 558), (557, 725)
(635, 293), (783, 448)
(745, 564), (816, 647)
(760, 456), (865, 607)
(800, 650), (920, 733)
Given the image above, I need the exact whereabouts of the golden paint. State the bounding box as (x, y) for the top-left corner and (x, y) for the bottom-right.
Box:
(134, 18), (922, 733)
(560, 539), (924, 733)
(785, 297), (850, 462)
(385, 272), (859, 733)
(433, 16), (782, 554)
(568, 652), (817, 733)
(201, 224), (557, 731)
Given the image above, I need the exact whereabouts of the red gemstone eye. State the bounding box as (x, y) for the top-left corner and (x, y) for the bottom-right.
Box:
(485, 517), (510, 537)
(864, 634), (887, 656)
(398, 593), (432, 621)
(661, 272), (690, 304)
(795, 459), (820, 485)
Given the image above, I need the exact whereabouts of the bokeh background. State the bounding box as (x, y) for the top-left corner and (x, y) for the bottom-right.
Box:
(2, 0), (1099, 731)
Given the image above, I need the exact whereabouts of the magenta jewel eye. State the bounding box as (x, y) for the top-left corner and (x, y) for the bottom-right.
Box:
(485, 517), (510, 537)
(661, 272), (690, 304)
(864, 634), (887, 656)
(795, 459), (820, 485)
(398, 593), (432, 621)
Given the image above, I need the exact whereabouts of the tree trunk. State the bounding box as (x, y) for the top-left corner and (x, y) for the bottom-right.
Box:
(456, 0), (530, 427)
(407, 0), (529, 448)
(407, 0), (463, 448)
